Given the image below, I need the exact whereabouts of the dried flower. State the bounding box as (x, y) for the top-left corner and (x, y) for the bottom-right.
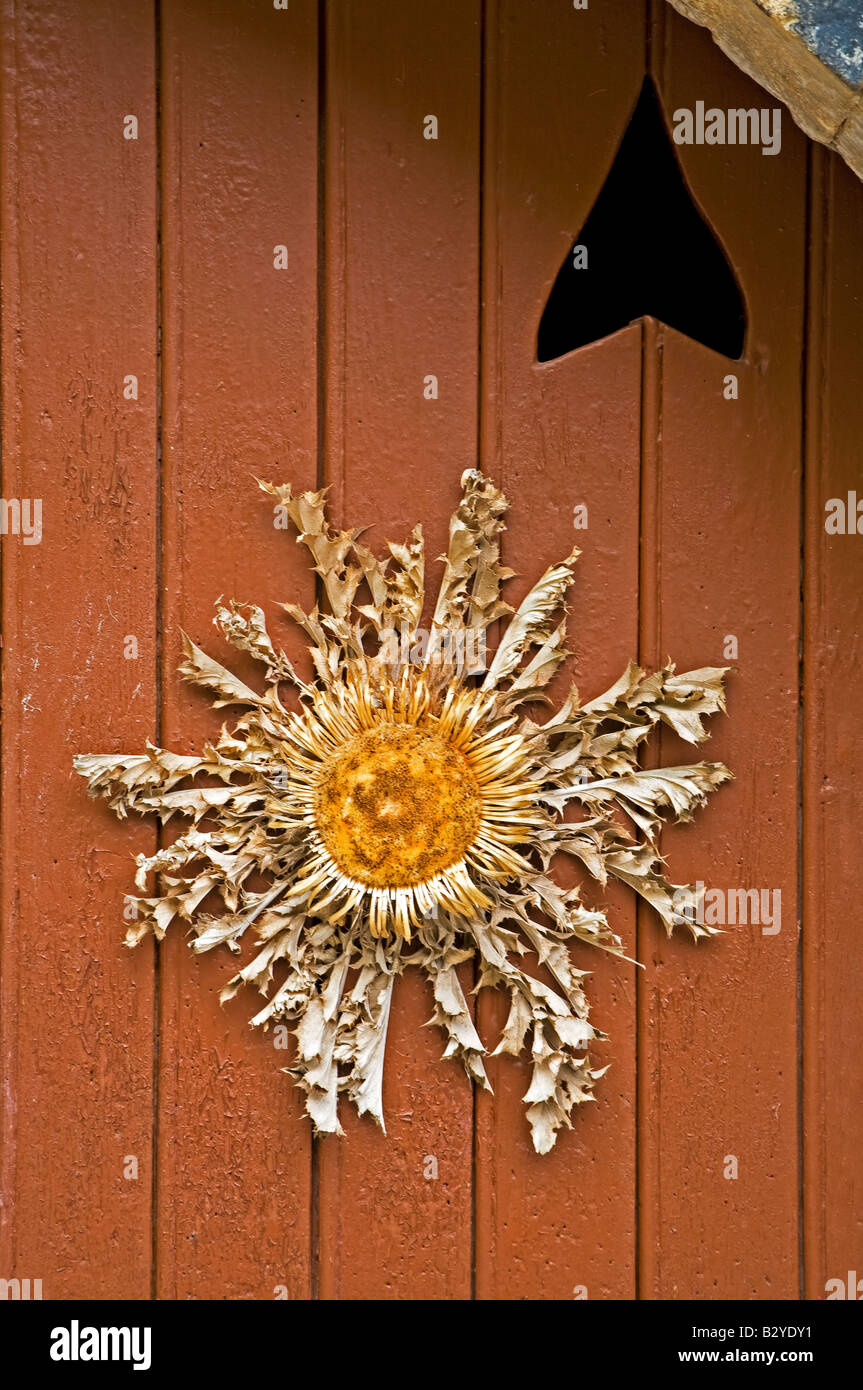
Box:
(74, 470), (731, 1153)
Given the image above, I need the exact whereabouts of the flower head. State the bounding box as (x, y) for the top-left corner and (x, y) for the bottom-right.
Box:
(75, 470), (731, 1152)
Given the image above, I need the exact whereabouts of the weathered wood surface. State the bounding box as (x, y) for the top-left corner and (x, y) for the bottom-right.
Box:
(667, 0), (863, 180)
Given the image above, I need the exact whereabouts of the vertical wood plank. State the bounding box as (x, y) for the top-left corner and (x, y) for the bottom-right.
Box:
(318, 0), (481, 1300)
(637, 9), (807, 1298)
(475, 0), (645, 1300)
(0, 0), (158, 1297)
(158, 0), (318, 1299)
(803, 147), (863, 1300)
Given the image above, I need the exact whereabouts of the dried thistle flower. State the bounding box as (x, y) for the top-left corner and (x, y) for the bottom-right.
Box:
(74, 470), (731, 1153)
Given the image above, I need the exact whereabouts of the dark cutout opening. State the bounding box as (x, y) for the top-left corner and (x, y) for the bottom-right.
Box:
(537, 77), (746, 362)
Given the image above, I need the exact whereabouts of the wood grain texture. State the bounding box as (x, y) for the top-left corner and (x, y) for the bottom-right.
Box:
(665, 0), (863, 179)
(475, 0), (645, 1301)
(802, 146), (863, 1301)
(0, 0), (158, 1298)
(317, 0), (481, 1300)
(637, 7), (807, 1299)
(157, 0), (318, 1300)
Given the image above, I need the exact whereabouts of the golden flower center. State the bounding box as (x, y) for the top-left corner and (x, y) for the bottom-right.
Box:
(314, 723), (483, 888)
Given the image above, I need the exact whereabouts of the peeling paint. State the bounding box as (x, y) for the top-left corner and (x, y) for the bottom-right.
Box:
(757, 0), (800, 26)
(756, 0), (863, 87)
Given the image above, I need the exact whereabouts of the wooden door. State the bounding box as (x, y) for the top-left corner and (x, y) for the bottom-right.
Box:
(1, 0), (860, 1301)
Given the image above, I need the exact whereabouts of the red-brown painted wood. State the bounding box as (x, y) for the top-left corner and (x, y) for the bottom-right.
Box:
(475, 0), (645, 1300)
(317, 0), (482, 1300)
(0, 0), (158, 1298)
(803, 146), (863, 1300)
(157, 0), (319, 1299)
(637, 8), (806, 1298)
(2, 0), (861, 1304)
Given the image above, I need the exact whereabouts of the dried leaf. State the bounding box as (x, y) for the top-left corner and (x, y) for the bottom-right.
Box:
(482, 551), (579, 692)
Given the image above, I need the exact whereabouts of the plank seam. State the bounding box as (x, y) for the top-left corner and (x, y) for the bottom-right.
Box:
(636, 315), (664, 1301)
(152, 0), (164, 1305)
(470, 0), (488, 1308)
(310, 0), (329, 1303)
(796, 139), (811, 1308)
(637, 4), (665, 1301)
(0, 0), (20, 1281)
(800, 140), (829, 1303)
